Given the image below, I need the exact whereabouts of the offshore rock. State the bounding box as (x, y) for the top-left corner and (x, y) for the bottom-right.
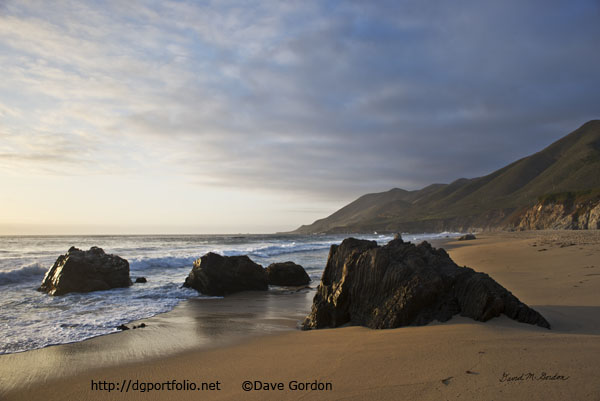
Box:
(266, 261), (311, 286)
(183, 253), (267, 296)
(303, 238), (550, 330)
(38, 246), (132, 296)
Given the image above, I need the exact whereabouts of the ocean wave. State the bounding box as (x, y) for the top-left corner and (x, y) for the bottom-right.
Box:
(128, 256), (197, 272)
(215, 235), (399, 258)
(402, 232), (462, 241)
(0, 263), (47, 285)
(215, 241), (337, 258)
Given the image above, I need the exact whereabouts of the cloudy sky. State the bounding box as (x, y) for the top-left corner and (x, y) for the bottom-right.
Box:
(1, 0), (599, 234)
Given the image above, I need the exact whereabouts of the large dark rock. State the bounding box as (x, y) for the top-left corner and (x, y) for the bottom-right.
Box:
(458, 234), (477, 241)
(303, 237), (550, 330)
(183, 252), (267, 296)
(38, 246), (131, 296)
(266, 261), (311, 286)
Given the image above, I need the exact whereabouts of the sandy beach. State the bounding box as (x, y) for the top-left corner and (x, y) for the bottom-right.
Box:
(2, 230), (599, 400)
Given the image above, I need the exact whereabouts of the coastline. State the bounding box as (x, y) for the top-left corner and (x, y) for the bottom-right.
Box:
(2, 230), (600, 400)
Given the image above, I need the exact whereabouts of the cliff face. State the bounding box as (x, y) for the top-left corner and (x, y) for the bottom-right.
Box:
(513, 195), (600, 230)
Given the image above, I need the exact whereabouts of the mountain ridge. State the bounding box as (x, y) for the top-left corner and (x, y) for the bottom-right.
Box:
(294, 120), (600, 234)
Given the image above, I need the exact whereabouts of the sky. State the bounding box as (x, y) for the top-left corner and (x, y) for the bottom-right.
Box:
(1, 0), (599, 234)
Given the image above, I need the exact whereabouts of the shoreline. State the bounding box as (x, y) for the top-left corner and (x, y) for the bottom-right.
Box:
(2, 230), (600, 400)
(0, 232), (446, 359)
(0, 287), (316, 395)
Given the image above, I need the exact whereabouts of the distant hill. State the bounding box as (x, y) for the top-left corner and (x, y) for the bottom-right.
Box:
(294, 120), (600, 234)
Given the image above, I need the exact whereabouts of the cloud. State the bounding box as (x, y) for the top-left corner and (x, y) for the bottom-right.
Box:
(1, 0), (599, 201)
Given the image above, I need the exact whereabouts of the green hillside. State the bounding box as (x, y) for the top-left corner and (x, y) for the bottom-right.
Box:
(294, 120), (600, 234)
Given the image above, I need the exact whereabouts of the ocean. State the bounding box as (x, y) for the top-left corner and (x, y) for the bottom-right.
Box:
(0, 232), (457, 354)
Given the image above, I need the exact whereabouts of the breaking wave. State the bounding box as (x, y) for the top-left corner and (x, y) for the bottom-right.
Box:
(0, 263), (47, 285)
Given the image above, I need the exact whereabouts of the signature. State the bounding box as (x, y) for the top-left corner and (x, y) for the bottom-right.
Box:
(499, 371), (570, 383)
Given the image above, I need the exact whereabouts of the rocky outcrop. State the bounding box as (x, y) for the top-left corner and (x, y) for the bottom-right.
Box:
(38, 246), (131, 296)
(135, 277), (147, 283)
(266, 262), (310, 286)
(458, 234), (477, 241)
(183, 253), (267, 296)
(303, 238), (550, 330)
(513, 197), (600, 230)
(118, 323), (147, 330)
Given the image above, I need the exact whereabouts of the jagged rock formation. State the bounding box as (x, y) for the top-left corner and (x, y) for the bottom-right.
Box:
(38, 246), (131, 296)
(303, 238), (550, 330)
(266, 261), (310, 286)
(183, 253), (268, 296)
(513, 191), (600, 230)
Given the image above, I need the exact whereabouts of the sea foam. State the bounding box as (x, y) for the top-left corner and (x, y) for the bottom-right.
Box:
(0, 262), (47, 285)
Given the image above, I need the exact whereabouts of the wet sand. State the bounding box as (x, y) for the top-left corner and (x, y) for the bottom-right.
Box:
(0, 288), (315, 395)
(2, 231), (600, 400)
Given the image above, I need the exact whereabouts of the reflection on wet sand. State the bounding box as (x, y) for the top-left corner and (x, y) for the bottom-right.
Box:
(0, 287), (315, 394)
